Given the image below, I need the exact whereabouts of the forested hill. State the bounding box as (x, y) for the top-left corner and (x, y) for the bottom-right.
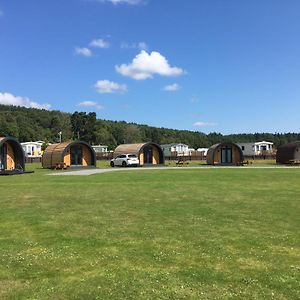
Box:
(0, 104), (299, 149)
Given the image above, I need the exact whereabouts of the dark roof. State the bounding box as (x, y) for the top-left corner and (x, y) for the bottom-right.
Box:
(278, 141), (300, 149)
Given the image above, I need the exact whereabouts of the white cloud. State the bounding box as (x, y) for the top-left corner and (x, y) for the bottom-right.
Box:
(98, 0), (145, 5)
(163, 83), (180, 92)
(90, 38), (110, 49)
(193, 121), (217, 127)
(116, 50), (184, 80)
(0, 92), (51, 110)
(95, 80), (128, 94)
(78, 101), (104, 110)
(121, 41), (148, 51)
(74, 47), (92, 57)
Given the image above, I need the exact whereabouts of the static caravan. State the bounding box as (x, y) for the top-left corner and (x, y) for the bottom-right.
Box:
(114, 142), (165, 166)
(160, 143), (189, 157)
(42, 141), (96, 169)
(0, 137), (25, 173)
(207, 142), (244, 165)
(238, 141), (274, 156)
(21, 141), (43, 157)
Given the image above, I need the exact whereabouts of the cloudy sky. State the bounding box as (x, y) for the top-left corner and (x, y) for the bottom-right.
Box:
(0, 0), (300, 133)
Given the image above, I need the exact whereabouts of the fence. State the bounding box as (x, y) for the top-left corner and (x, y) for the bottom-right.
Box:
(25, 157), (42, 163)
(95, 152), (114, 160)
(165, 151), (207, 161)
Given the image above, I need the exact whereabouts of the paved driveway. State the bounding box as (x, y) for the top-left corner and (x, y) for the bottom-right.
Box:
(47, 165), (298, 176)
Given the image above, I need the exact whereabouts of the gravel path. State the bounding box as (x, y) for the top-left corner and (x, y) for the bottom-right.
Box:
(47, 165), (299, 176)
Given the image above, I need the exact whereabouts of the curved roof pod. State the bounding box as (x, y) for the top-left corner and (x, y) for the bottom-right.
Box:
(42, 141), (96, 169)
(207, 142), (244, 165)
(276, 141), (300, 164)
(114, 142), (165, 166)
(0, 136), (25, 171)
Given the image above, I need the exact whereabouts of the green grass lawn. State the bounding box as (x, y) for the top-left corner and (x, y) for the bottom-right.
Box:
(0, 165), (299, 299)
(154, 158), (277, 167)
(97, 158), (278, 168)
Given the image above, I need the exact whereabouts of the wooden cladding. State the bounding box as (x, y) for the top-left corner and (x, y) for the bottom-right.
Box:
(114, 142), (165, 166)
(207, 142), (244, 165)
(0, 137), (25, 171)
(276, 142), (300, 164)
(42, 141), (96, 169)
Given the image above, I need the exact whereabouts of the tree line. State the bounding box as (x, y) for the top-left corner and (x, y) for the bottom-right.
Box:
(0, 104), (299, 149)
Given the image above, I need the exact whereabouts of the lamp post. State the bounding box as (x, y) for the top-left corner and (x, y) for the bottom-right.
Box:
(58, 131), (62, 143)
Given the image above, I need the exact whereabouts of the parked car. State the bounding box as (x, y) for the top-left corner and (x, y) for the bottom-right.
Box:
(110, 154), (139, 167)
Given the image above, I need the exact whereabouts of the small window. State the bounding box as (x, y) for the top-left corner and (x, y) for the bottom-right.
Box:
(128, 154), (137, 158)
(119, 155), (126, 158)
(241, 146), (245, 151)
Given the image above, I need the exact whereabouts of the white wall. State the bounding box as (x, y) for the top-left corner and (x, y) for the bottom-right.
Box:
(238, 142), (273, 156)
(161, 144), (189, 156)
(21, 143), (42, 157)
(92, 145), (108, 153)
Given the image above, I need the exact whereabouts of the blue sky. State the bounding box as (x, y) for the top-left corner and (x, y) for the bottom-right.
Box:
(0, 0), (300, 134)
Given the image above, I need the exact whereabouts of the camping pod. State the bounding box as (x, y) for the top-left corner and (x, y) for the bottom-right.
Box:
(0, 137), (25, 172)
(207, 142), (244, 165)
(114, 142), (165, 166)
(276, 141), (300, 164)
(42, 141), (96, 169)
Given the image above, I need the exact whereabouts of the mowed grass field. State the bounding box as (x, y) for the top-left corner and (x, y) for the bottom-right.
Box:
(0, 165), (299, 299)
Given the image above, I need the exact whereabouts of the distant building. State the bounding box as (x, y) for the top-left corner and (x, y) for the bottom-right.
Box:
(92, 145), (108, 153)
(160, 143), (189, 157)
(21, 141), (44, 157)
(196, 148), (209, 156)
(237, 141), (273, 156)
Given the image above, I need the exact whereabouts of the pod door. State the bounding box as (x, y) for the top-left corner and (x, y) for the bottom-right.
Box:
(221, 147), (232, 164)
(143, 145), (153, 164)
(70, 145), (83, 166)
(295, 147), (300, 160)
(0, 143), (7, 170)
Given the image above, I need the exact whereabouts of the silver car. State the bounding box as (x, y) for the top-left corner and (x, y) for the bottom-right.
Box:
(110, 154), (139, 167)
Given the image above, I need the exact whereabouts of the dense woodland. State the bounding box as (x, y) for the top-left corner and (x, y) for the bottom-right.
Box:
(0, 104), (299, 150)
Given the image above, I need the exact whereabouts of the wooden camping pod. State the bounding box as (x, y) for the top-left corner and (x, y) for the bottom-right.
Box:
(114, 142), (165, 166)
(276, 141), (300, 164)
(42, 141), (96, 169)
(207, 142), (244, 165)
(0, 136), (25, 171)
